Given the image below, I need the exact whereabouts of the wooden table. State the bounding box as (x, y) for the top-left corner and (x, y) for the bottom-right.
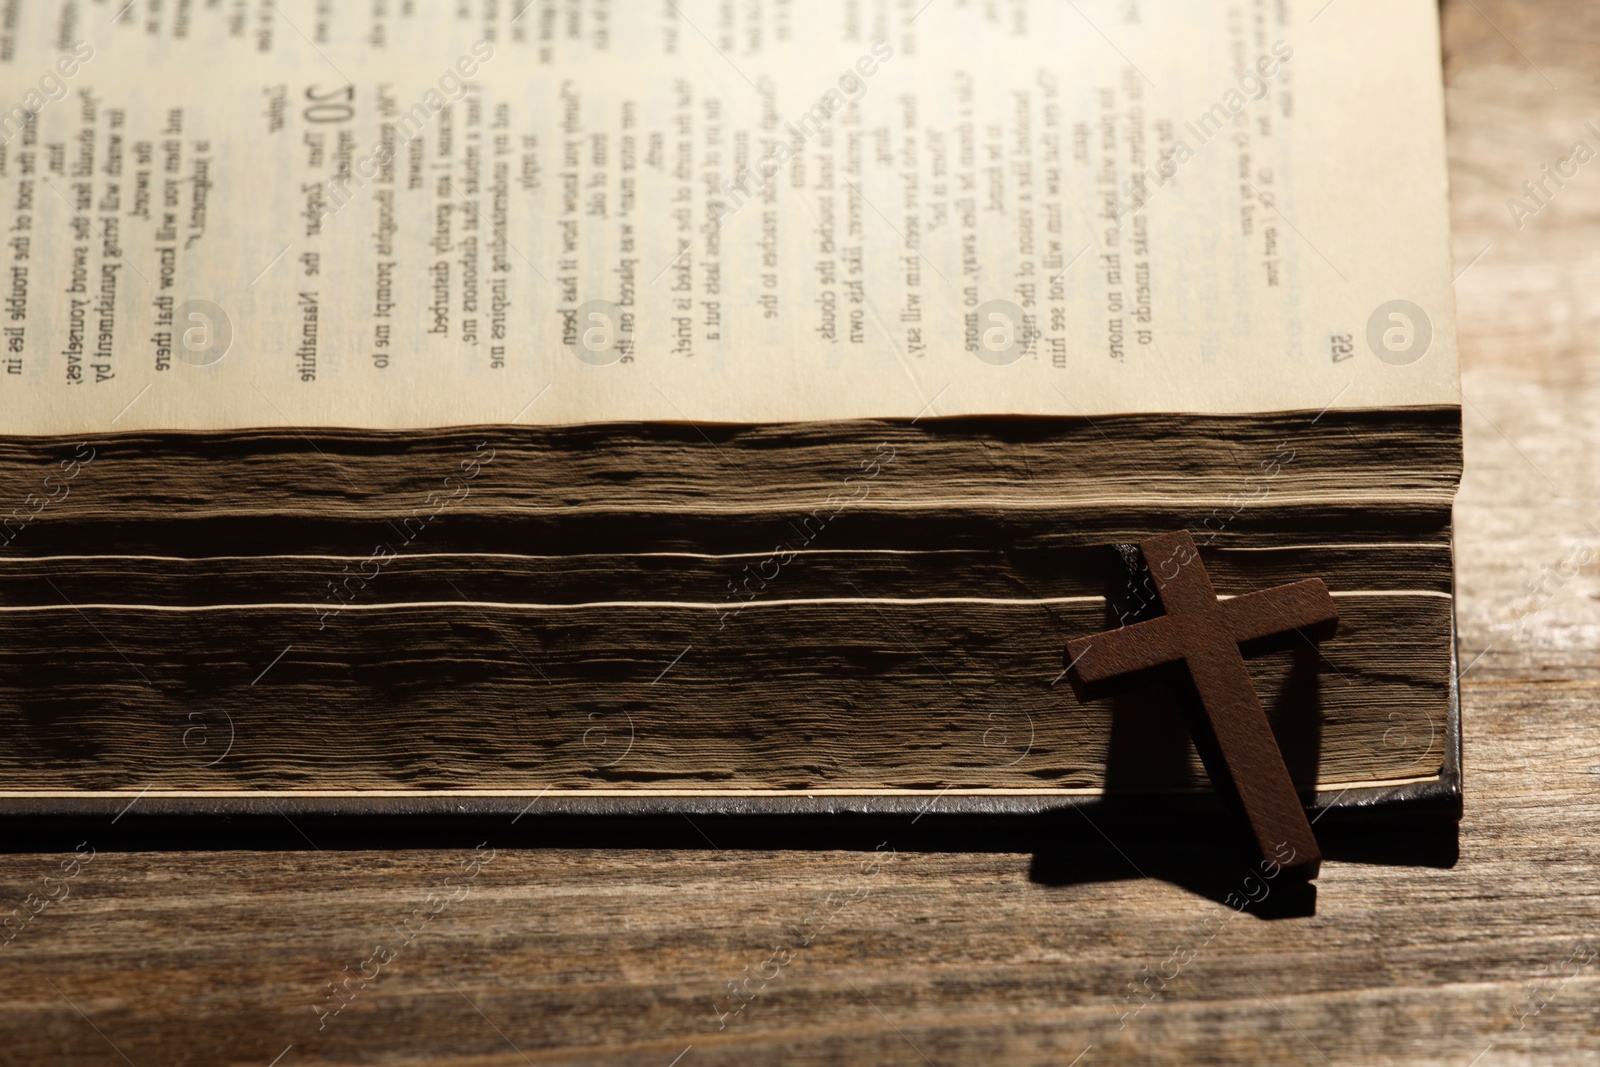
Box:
(5, 2), (1598, 1063)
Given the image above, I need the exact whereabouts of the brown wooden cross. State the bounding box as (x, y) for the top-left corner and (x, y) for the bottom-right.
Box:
(1065, 530), (1338, 880)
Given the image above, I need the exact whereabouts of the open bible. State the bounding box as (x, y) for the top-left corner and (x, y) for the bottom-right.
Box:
(0, 0), (1460, 822)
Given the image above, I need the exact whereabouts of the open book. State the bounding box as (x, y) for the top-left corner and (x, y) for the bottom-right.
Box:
(0, 0), (1459, 821)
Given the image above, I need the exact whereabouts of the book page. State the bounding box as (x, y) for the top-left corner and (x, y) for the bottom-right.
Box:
(0, 0), (1457, 434)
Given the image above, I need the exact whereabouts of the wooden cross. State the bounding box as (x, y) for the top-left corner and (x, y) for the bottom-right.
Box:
(1064, 530), (1338, 880)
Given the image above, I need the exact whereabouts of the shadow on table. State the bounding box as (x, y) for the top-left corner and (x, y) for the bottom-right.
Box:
(0, 802), (1457, 919)
(1025, 809), (1460, 919)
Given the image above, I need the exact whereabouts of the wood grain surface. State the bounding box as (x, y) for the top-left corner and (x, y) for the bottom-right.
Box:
(3, 2), (1598, 1063)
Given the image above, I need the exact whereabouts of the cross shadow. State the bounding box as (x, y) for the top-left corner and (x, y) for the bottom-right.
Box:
(1027, 821), (1322, 919)
(1025, 809), (1459, 920)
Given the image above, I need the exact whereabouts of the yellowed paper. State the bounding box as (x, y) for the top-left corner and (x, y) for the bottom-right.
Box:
(0, 0), (1457, 434)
